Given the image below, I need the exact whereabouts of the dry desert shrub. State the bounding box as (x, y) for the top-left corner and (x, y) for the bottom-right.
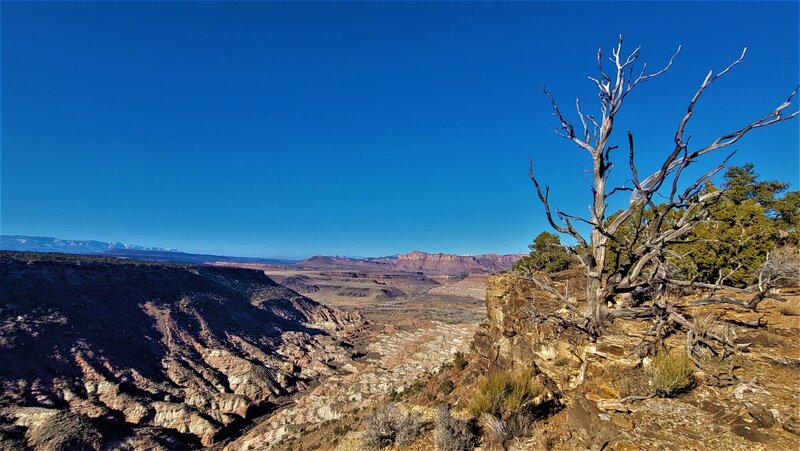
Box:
(434, 404), (475, 451)
(692, 313), (720, 337)
(481, 413), (510, 446)
(360, 403), (423, 450)
(649, 351), (695, 397)
(468, 368), (543, 418)
(759, 246), (800, 288)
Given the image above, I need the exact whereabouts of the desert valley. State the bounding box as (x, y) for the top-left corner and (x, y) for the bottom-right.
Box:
(0, 244), (524, 449)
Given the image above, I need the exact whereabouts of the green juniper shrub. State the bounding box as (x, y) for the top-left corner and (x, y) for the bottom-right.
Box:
(513, 232), (575, 275)
(453, 352), (468, 371)
(437, 379), (455, 396)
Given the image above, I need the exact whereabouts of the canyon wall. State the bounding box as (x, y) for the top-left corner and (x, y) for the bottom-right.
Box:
(0, 252), (363, 449)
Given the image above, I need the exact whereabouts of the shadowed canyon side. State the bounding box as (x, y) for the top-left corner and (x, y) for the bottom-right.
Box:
(0, 252), (363, 449)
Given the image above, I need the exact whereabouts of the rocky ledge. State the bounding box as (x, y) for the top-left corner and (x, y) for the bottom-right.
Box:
(472, 273), (800, 449)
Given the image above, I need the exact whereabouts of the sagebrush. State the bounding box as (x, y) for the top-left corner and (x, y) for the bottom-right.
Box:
(434, 404), (474, 451)
(361, 404), (423, 450)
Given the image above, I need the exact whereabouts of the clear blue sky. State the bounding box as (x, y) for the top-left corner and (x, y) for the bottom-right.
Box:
(2, 1), (798, 258)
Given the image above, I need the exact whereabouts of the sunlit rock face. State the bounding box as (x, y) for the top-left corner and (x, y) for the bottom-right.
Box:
(0, 252), (363, 448)
(472, 272), (800, 450)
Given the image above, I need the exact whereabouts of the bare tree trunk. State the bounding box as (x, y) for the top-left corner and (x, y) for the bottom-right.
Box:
(587, 152), (609, 332)
(585, 269), (604, 333)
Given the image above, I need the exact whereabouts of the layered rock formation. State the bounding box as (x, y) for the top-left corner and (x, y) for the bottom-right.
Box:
(472, 273), (800, 449)
(296, 251), (523, 275)
(390, 251), (522, 274)
(0, 252), (363, 449)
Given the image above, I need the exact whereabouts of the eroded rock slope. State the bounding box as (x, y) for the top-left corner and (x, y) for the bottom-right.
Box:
(225, 320), (478, 450)
(0, 252), (363, 449)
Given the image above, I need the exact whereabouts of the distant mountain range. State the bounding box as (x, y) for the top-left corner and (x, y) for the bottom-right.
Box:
(295, 250), (523, 275)
(0, 235), (177, 254)
(1, 235), (522, 274)
(0, 235), (295, 265)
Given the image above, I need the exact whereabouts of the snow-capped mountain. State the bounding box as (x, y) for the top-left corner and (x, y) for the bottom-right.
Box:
(0, 235), (177, 254)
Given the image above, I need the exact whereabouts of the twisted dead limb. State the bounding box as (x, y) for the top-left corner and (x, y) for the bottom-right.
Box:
(661, 278), (787, 309)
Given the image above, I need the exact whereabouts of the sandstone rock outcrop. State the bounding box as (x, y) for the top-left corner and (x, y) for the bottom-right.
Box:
(471, 273), (800, 449)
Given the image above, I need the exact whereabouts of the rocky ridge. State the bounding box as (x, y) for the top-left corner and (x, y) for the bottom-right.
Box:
(296, 251), (523, 275)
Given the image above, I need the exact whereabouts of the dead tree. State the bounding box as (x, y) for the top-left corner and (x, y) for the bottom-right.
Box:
(529, 35), (798, 337)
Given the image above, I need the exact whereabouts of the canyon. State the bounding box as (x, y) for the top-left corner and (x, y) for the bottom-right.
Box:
(4, 249), (795, 450)
(0, 250), (502, 450)
(0, 252), (363, 449)
(302, 272), (800, 450)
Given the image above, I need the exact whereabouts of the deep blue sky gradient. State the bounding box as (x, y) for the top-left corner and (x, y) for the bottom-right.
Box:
(2, 1), (798, 258)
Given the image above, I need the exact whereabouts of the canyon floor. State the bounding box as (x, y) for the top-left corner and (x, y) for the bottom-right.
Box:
(219, 319), (478, 450)
(263, 269), (489, 324)
(214, 267), (489, 449)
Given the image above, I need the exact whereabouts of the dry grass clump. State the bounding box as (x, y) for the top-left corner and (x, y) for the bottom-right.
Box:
(468, 368), (543, 418)
(649, 350), (695, 397)
(434, 404), (475, 451)
(361, 403), (423, 450)
(779, 303), (800, 316)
